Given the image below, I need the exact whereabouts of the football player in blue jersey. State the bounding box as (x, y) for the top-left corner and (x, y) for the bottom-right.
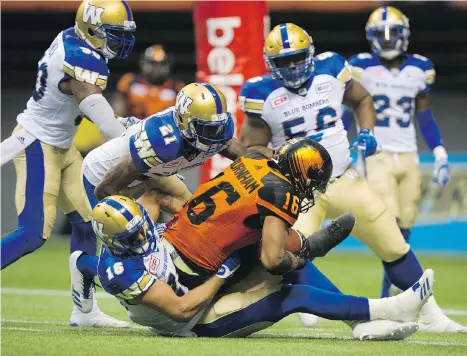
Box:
(343, 6), (464, 333)
(90, 82), (246, 203)
(0, 0), (135, 327)
(238, 23), (466, 332)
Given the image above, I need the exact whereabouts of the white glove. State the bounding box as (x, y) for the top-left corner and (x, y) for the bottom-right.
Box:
(117, 116), (141, 129)
(432, 146), (450, 187)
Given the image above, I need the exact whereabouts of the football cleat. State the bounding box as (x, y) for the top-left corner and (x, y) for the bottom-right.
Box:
(383, 269), (434, 322)
(70, 304), (131, 328)
(297, 313), (320, 328)
(69, 250), (94, 313)
(418, 296), (467, 333)
(352, 320), (419, 341)
(304, 212), (356, 258)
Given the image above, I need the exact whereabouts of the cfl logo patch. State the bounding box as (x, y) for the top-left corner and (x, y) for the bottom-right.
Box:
(83, 4), (105, 25)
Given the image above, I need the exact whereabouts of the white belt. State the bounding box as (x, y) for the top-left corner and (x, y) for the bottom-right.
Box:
(161, 238), (200, 276)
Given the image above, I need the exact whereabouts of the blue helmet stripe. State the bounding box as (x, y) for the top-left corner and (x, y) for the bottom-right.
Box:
(381, 6), (388, 21)
(121, 0), (133, 21)
(101, 198), (135, 223)
(280, 24), (290, 49)
(201, 83), (222, 114)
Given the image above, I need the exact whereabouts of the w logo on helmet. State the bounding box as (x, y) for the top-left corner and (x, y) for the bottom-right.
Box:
(175, 92), (193, 116)
(83, 4), (105, 25)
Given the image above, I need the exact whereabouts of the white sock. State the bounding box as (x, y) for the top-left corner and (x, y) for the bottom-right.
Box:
(368, 298), (389, 320)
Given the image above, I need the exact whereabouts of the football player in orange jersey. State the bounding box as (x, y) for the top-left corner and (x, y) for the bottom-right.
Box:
(112, 44), (184, 119)
(72, 137), (433, 340)
(163, 138), (352, 283)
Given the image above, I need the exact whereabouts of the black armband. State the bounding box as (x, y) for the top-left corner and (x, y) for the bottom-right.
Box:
(268, 252), (293, 275)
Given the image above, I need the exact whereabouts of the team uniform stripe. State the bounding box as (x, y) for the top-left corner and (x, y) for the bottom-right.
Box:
(201, 83), (222, 114)
(121, 0), (133, 21)
(381, 6), (388, 21)
(280, 24), (290, 49)
(101, 198), (134, 222)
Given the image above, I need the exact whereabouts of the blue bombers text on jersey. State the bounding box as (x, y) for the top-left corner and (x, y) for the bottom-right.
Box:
(349, 52), (435, 152)
(240, 52), (352, 178)
(17, 28), (109, 149)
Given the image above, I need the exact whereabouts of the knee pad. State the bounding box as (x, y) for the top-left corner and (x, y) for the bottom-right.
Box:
(200, 280), (282, 325)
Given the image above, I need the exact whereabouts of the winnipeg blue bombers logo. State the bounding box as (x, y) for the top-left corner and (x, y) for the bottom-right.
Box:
(83, 4), (105, 25)
(175, 91), (193, 117)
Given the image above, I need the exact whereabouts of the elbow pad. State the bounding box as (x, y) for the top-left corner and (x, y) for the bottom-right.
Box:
(416, 109), (443, 151)
(79, 93), (125, 140)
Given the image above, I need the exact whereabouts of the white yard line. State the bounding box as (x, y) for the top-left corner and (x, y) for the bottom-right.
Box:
(3, 287), (467, 316)
(2, 324), (466, 347)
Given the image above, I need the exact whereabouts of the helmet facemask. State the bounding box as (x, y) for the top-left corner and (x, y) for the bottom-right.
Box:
(265, 46), (315, 88)
(289, 159), (329, 214)
(366, 24), (409, 60)
(93, 22), (136, 59)
(181, 112), (234, 154)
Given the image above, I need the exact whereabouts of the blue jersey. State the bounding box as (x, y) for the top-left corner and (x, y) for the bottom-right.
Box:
(97, 222), (198, 333)
(129, 107), (233, 177)
(17, 27), (109, 148)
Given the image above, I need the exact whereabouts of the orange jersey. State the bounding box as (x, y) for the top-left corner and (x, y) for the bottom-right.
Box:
(116, 73), (184, 119)
(164, 152), (301, 272)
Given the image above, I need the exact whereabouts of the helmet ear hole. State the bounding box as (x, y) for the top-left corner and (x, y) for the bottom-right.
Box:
(88, 28), (95, 36)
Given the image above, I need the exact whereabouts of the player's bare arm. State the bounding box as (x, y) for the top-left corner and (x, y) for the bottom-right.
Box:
(261, 215), (301, 273)
(239, 116), (274, 158)
(95, 155), (140, 200)
(219, 138), (247, 161)
(343, 78), (376, 131)
(141, 275), (226, 321)
(415, 93), (430, 112)
(144, 188), (187, 215)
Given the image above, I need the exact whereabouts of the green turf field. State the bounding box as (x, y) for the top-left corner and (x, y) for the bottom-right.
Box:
(1, 237), (466, 356)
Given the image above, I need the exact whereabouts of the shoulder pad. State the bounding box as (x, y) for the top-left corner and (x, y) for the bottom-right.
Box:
(239, 74), (281, 116)
(257, 172), (299, 227)
(348, 53), (379, 69)
(405, 54), (434, 71)
(314, 52), (352, 86)
(97, 253), (155, 300)
(405, 54), (435, 86)
(62, 29), (109, 89)
(129, 109), (182, 173)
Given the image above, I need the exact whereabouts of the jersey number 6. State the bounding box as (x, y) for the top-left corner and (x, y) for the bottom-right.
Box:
(187, 182), (241, 225)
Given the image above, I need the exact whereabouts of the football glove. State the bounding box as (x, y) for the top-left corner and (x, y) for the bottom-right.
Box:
(350, 129), (377, 157)
(117, 116), (140, 129)
(432, 146), (450, 187)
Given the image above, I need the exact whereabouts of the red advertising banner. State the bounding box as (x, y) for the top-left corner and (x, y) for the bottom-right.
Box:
(194, 0), (268, 183)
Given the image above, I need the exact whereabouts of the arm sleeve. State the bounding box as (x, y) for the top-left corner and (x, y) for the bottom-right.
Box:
(78, 93), (125, 140)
